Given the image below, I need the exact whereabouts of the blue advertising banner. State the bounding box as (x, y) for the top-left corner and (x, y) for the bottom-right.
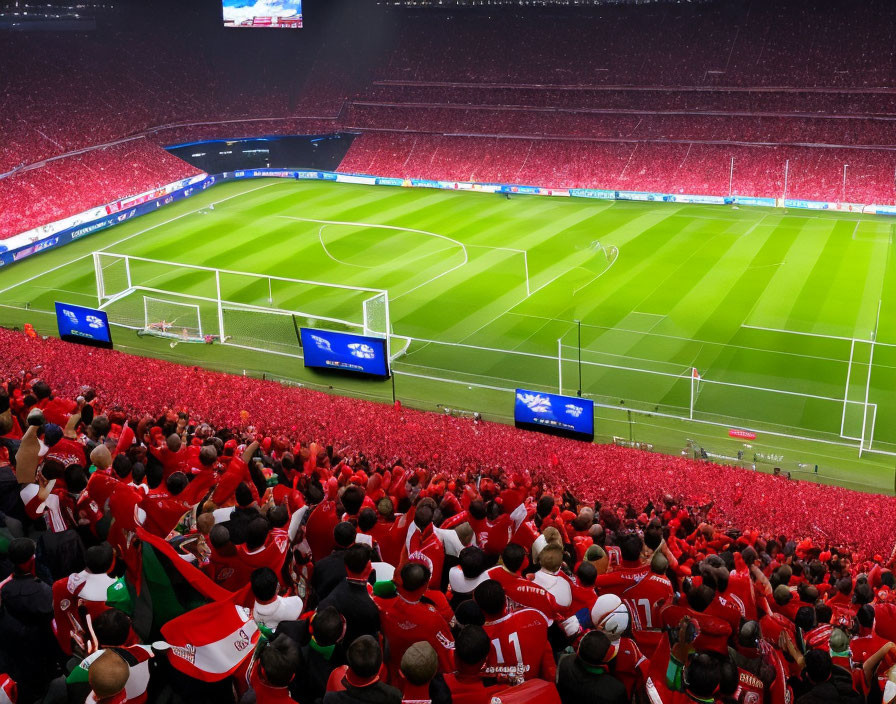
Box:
(300, 328), (389, 377)
(55, 302), (113, 348)
(514, 388), (594, 440)
(569, 188), (616, 200)
(376, 177), (405, 187)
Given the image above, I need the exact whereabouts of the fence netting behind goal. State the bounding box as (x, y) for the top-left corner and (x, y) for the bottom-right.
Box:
(221, 305), (365, 357)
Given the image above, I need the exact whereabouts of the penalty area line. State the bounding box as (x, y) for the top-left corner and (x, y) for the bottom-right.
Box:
(0, 181), (282, 299)
(274, 215), (470, 301)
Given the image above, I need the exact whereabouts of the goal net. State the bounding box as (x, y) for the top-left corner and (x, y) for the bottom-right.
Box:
(141, 297), (204, 343)
(92, 252), (408, 360)
(363, 292), (411, 362)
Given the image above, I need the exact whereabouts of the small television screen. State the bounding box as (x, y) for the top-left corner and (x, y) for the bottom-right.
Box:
(300, 328), (389, 377)
(55, 302), (113, 349)
(223, 0), (302, 28)
(514, 388), (594, 441)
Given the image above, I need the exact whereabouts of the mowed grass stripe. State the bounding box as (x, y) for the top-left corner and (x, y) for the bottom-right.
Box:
(579, 220), (759, 408)
(743, 217), (836, 333)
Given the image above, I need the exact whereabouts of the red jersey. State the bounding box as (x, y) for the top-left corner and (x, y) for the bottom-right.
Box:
(805, 624), (833, 651)
(442, 672), (506, 704)
(149, 444), (188, 480)
(851, 631), (889, 666)
(874, 603), (896, 642)
(705, 593), (744, 634)
(620, 572), (674, 656)
(609, 636), (649, 699)
(660, 604), (733, 655)
(376, 595), (455, 684)
(483, 608), (555, 686)
(486, 566), (558, 622)
(237, 528), (290, 577)
(37, 396), (78, 426)
(594, 561), (651, 597)
(406, 524), (446, 588)
(724, 574), (757, 622)
(732, 666), (766, 704)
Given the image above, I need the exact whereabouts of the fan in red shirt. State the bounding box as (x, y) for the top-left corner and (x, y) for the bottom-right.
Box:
(137, 470), (215, 538)
(581, 594), (649, 700)
(147, 431), (189, 481)
(403, 504), (446, 589)
(851, 604), (890, 667)
(646, 616), (727, 704)
(473, 579), (555, 686)
(594, 533), (651, 597)
(444, 624), (508, 704)
(620, 551), (674, 656)
(485, 543), (559, 622)
(375, 562), (455, 686)
(30, 380), (78, 427)
(237, 514), (290, 581)
(660, 583), (734, 656)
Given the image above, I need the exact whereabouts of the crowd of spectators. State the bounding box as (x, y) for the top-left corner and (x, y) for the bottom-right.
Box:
(334, 1), (896, 204)
(364, 84), (896, 117)
(2, 327), (896, 703)
(375, 4), (896, 87)
(0, 22), (348, 242)
(344, 104), (896, 148)
(0, 141), (203, 242)
(337, 133), (896, 204)
(6, 0), (896, 244)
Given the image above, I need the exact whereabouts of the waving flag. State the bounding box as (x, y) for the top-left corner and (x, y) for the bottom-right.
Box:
(159, 600), (259, 682)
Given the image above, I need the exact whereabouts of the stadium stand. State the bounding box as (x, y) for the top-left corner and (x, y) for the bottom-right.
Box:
(336, 4), (896, 204)
(0, 25), (348, 240)
(0, 141), (203, 241)
(6, 2), (896, 701)
(2, 326), (896, 702)
(5, 0), (896, 242)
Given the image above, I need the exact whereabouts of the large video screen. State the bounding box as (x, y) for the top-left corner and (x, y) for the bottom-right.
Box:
(300, 328), (389, 377)
(514, 389), (594, 441)
(223, 0), (302, 28)
(55, 302), (113, 349)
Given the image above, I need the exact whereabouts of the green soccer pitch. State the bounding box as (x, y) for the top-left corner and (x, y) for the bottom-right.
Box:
(3, 178), (896, 493)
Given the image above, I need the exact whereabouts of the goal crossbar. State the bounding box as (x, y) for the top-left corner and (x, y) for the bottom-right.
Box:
(92, 251), (408, 361)
(93, 251), (384, 297)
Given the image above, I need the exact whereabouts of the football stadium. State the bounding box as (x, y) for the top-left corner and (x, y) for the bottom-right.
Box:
(2, 1), (896, 702)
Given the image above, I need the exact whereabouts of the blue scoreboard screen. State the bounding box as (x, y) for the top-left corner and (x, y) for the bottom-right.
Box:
(300, 328), (389, 377)
(55, 302), (113, 349)
(514, 388), (594, 440)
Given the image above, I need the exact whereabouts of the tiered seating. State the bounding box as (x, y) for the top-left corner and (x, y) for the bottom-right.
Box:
(337, 3), (896, 203)
(0, 142), (202, 240)
(338, 133), (896, 203)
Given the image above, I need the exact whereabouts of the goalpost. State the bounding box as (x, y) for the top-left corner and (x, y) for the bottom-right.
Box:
(141, 297), (204, 343)
(92, 252), (408, 361)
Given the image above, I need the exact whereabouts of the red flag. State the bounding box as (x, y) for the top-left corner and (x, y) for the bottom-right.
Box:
(160, 600), (259, 682)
